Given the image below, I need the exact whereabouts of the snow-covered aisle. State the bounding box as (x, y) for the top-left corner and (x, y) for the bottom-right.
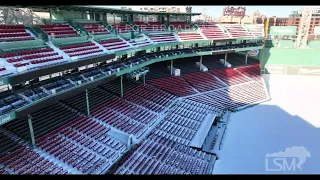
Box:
(213, 75), (320, 174)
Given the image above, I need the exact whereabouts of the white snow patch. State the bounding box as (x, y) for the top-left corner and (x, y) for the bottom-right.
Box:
(213, 74), (320, 174)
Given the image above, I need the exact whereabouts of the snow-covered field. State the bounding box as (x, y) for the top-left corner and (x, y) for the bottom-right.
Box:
(213, 74), (320, 174)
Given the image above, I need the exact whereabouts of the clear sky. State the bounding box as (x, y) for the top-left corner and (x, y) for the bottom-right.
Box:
(102, 6), (304, 18)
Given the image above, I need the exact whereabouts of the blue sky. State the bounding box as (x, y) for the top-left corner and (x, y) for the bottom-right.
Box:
(103, 6), (303, 18)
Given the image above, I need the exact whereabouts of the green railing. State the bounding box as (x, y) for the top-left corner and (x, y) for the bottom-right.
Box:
(0, 43), (263, 125)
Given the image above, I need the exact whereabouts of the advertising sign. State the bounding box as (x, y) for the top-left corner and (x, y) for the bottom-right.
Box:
(269, 26), (297, 36)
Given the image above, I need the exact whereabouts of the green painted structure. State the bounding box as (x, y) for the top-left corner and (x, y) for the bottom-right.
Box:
(259, 40), (320, 75)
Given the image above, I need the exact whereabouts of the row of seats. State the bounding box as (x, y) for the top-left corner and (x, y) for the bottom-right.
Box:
(223, 24), (253, 38)
(210, 67), (252, 86)
(0, 146), (68, 174)
(91, 95), (158, 138)
(126, 36), (152, 47)
(169, 22), (193, 31)
(182, 71), (226, 92)
(81, 24), (110, 35)
(1, 101), (127, 174)
(234, 63), (261, 81)
(0, 48), (261, 117)
(111, 24), (133, 33)
(147, 76), (197, 97)
(113, 101), (218, 174)
(186, 80), (267, 111)
(0, 46), (66, 71)
(0, 91), (29, 116)
(198, 25), (230, 40)
(58, 41), (104, 59)
(36, 116), (126, 174)
(97, 38), (130, 51)
(0, 25), (35, 42)
(147, 33), (178, 44)
(39, 24), (80, 38)
(134, 22), (166, 32)
(124, 84), (176, 112)
(178, 33), (204, 41)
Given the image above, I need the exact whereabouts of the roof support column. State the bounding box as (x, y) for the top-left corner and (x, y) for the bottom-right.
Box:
(49, 9), (53, 24)
(245, 52), (248, 65)
(142, 73), (146, 86)
(120, 76), (123, 98)
(113, 13), (116, 25)
(85, 89), (90, 116)
(27, 114), (36, 147)
(200, 56), (203, 71)
(170, 60), (173, 75)
(224, 53), (228, 66)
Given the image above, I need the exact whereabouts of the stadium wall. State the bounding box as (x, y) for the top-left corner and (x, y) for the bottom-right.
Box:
(260, 47), (320, 76)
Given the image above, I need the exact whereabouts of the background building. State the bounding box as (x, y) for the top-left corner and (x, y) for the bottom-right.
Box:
(126, 6), (187, 13)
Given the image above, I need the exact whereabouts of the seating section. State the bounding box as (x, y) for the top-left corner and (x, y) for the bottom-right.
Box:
(198, 25), (230, 40)
(81, 24), (110, 35)
(1, 102), (127, 174)
(186, 81), (268, 111)
(0, 132), (21, 158)
(147, 76), (197, 97)
(0, 46), (65, 70)
(58, 41), (104, 59)
(170, 22), (193, 31)
(124, 84), (177, 113)
(147, 33), (178, 43)
(20, 87), (49, 102)
(62, 87), (113, 114)
(0, 145), (68, 174)
(126, 35), (152, 47)
(234, 64), (261, 81)
(0, 91), (29, 116)
(0, 25), (35, 42)
(112, 24), (133, 33)
(2, 103), (79, 140)
(113, 100), (218, 174)
(178, 33), (204, 41)
(223, 24), (253, 38)
(135, 22), (166, 32)
(40, 77), (75, 94)
(201, 56), (226, 70)
(39, 24), (80, 38)
(36, 116), (126, 174)
(246, 24), (264, 37)
(97, 38), (130, 51)
(91, 96), (158, 138)
(182, 72), (226, 92)
(210, 67), (252, 86)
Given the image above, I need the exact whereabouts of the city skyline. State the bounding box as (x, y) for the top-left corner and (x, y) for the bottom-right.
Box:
(101, 6), (305, 18)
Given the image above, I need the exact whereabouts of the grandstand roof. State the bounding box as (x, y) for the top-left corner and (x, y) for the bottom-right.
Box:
(15, 5), (201, 16)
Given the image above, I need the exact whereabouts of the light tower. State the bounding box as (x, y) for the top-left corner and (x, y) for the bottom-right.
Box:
(296, 7), (313, 48)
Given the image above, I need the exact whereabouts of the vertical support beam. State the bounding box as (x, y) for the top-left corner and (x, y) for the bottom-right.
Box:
(49, 9), (53, 24)
(113, 13), (116, 25)
(170, 60), (173, 75)
(85, 89), (90, 116)
(245, 52), (248, 65)
(93, 12), (96, 21)
(142, 73), (146, 86)
(200, 56), (203, 71)
(224, 53), (228, 66)
(27, 114), (36, 147)
(120, 76), (124, 98)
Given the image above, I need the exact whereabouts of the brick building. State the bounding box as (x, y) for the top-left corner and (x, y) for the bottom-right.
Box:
(256, 10), (320, 40)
